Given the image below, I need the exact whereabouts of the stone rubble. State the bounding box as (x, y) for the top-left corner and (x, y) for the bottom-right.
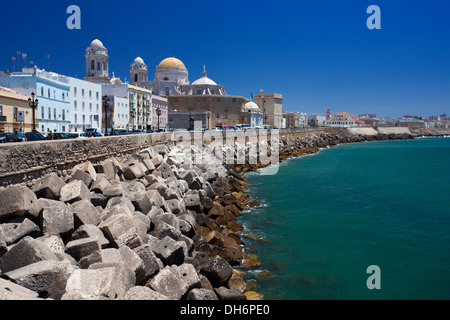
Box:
(0, 142), (257, 300)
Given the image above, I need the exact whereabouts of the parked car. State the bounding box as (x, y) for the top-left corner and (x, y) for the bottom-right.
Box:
(130, 129), (145, 134)
(84, 131), (103, 138)
(67, 132), (85, 139)
(53, 132), (70, 140)
(24, 131), (47, 141)
(0, 132), (18, 143)
(112, 129), (128, 136)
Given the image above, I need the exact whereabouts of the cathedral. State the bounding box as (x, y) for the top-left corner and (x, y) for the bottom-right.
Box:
(130, 56), (227, 97)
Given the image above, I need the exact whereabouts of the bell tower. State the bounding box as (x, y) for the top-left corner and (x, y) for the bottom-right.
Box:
(84, 38), (110, 84)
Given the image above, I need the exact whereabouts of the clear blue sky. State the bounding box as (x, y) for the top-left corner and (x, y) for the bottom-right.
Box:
(1, 0), (449, 118)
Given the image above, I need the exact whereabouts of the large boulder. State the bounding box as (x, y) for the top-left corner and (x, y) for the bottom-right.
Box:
(0, 236), (58, 273)
(60, 180), (91, 204)
(32, 173), (66, 200)
(199, 255), (233, 287)
(147, 266), (189, 300)
(4, 260), (74, 300)
(62, 262), (135, 300)
(0, 186), (39, 222)
(39, 205), (74, 240)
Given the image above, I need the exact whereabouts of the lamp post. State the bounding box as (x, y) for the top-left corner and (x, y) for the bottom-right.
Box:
(207, 112), (210, 129)
(102, 94), (110, 135)
(27, 92), (38, 132)
(156, 107), (161, 132)
(189, 115), (194, 131)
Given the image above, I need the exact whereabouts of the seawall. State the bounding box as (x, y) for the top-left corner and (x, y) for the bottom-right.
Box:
(1, 126), (449, 188)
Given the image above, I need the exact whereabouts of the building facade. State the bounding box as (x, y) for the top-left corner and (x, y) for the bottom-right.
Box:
(0, 67), (70, 133)
(69, 77), (102, 132)
(128, 84), (152, 130)
(168, 110), (211, 130)
(0, 87), (38, 133)
(152, 95), (168, 130)
(254, 90), (283, 128)
(102, 83), (130, 132)
(283, 112), (299, 128)
(326, 112), (364, 127)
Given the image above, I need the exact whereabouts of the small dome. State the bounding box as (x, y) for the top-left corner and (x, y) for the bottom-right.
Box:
(245, 101), (261, 112)
(90, 39), (105, 48)
(192, 66), (217, 85)
(133, 57), (145, 65)
(157, 57), (187, 71)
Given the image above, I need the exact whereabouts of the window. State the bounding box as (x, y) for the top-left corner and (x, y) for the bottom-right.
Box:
(82, 89), (85, 97)
(41, 86), (44, 96)
(74, 87), (77, 97)
(48, 107), (51, 119)
(41, 106), (44, 118)
(42, 125), (44, 132)
(62, 109), (65, 121)
(91, 60), (95, 70)
(62, 93), (65, 101)
(89, 103), (92, 111)
(97, 62), (101, 71)
(96, 104), (99, 112)
(134, 74), (138, 83)
(74, 114), (77, 124)
(103, 62), (106, 71)
(82, 115), (85, 124)
(96, 92), (99, 100)
(62, 126), (65, 132)
(82, 102), (85, 111)
(48, 88), (50, 98)
(89, 90), (92, 99)
(74, 101), (77, 110)
(54, 108), (56, 120)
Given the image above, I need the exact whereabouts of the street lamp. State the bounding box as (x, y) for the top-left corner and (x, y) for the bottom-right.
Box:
(207, 112), (210, 129)
(102, 94), (110, 135)
(28, 92), (38, 132)
(156, 107), (161, 132)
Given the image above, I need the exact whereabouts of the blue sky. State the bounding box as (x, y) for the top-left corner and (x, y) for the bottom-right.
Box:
(1, 0), (449, 118)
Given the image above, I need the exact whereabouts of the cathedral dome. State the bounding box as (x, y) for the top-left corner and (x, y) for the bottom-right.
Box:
(157, 57), (187, 71)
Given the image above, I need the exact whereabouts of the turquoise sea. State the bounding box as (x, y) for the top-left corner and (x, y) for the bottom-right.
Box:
(239, 137), (450, 300)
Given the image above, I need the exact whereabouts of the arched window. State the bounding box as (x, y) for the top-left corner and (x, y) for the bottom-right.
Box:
(135, 74), (138, 83)
(91, 60), (95, 70)
(97, 62), (101, 71)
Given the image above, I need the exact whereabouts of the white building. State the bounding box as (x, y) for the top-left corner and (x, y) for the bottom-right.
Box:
(0, 67), (70, 133)
(326, 112), (364, 127)
(69, 77), (102, 132)
(298, 112), (308, 128)
(102, 82), (129, 132)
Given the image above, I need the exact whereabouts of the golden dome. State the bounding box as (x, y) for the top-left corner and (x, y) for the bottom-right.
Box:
(157, 57), (187, 71)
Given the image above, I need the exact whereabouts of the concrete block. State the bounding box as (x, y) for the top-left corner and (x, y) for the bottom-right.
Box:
(133, 245), (161, 283)
(4, 260), (73, 299)
(70, 199), (101, 228)
(62, 261), (135, 300)
(32, 173), (66, 200)
(39, 205), (74, 239)
(60, 180), (91, 204)
(71, 224), (109, 249)
(70, 169), (93, 189)
(147, 265), (189, 300)
(0, 277), (42, 300)
(0, 236), (58, 273)
(0, 217), (40, 246)
(186, 288), (218, 300)
(172, 263), (201, 291)
(0, 186), (39, 222)
(128, 191), (153, 214)
(65, 237), (101, 261)
(152, 236), (186, 266)
(121, 286), (169, 300)
(214, 287), (247, 300)
(200, 255), (233, 287)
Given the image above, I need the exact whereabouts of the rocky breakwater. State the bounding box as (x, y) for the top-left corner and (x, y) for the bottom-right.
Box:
(0, 143), (260, 300)
(233, 129), (414, 173)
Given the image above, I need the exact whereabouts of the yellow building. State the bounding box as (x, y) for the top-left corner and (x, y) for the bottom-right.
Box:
(0, 87), (38, 133)
(128, 84), (152, 130)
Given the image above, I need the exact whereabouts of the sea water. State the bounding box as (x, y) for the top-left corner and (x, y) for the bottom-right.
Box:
(239, 137), (450, 299)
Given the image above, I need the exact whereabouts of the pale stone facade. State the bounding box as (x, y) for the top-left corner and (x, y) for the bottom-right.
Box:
(254, 90), (283, 128)
(0, 87), (38, 133)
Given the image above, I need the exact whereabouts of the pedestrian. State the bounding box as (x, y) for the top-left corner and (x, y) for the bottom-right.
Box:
(48, 130), (53, 140)
(17, 129), (24, 142)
